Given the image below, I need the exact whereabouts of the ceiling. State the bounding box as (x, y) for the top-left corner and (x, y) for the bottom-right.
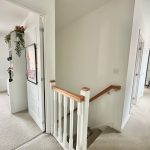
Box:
(56, 0), (111, 31)
(0, 0), (29, 35)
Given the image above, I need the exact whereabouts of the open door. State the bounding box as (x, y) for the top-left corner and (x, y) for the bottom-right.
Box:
(131, 31), (144, 107)
(25, 14), (45, 131)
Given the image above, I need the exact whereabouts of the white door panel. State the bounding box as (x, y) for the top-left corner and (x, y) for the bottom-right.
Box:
(25, 16), (45, 131)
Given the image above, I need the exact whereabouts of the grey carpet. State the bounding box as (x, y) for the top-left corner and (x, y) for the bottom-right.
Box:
(88, 88), (150, 150)
(3, 88), (150, 150)
(17, 134), (63, 150)
(0, 93), (42, 150)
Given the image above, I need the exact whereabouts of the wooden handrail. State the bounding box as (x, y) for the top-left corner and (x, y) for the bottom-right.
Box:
(50, 80), (121, 120)
(90, 85), (121, 102)
(66, 85), (121, 117)
(52, 86), (85, 102)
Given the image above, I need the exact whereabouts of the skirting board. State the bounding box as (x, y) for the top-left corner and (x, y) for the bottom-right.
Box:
(90, 122), (123, 132)
(90, 122), (114, 132)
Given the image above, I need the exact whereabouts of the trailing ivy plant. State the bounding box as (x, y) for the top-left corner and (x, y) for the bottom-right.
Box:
(14, 26), (25, 57)
(15, 32), (25, 57)
(5, 26), (25, 57)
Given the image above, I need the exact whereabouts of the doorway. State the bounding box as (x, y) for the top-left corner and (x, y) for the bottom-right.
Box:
(131, 31), (144, 107)
(0, 0), (46, 149)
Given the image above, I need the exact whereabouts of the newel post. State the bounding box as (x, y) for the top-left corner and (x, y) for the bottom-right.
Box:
(49, 80), (56, 134)
(80, 87), (90, 150)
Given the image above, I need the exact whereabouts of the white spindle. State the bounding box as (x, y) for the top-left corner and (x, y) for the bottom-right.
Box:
(58, 93), (62, 142)
(76, 102), (82, 150)
(63, 96), (68, 148)
(76, 102), (84, 150)
(69, 99), (74, 150)
(54, 91), (58, 138)
(80, 87), (90, 150)
(50, 81), (56, 134)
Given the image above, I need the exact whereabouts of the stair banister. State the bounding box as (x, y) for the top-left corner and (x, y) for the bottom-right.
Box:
(50, 80), (90, 150)
(90, 85), (121, 102)
(65, 85), (121, 118)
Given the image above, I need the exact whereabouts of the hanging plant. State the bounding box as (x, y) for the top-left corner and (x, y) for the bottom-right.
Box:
(15, 26), (25, 57)
(5, 26), (25, 57)
(15, 32), (25, 57)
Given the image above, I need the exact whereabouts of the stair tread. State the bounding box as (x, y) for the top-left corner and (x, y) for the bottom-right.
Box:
(67, 127), (102, 148)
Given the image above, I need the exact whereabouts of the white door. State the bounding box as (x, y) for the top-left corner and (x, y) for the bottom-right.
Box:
(25, 15), (45, 131)
(131, 33), (144, 106)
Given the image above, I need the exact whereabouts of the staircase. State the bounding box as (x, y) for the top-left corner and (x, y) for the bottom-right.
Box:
(67, 127), (102, 149)
(49, 80), (121, 150)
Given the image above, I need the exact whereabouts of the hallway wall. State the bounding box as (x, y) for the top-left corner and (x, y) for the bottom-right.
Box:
(0, 35), (9, 92)
(56, 0), (135, 131)
(122, 0), (150, 129)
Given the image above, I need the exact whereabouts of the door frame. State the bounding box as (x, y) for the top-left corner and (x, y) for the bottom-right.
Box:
(39, 16), (47, 131)
(130, 30), (144, 108)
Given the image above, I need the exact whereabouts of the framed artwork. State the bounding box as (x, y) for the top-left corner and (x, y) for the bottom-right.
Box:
(26, 43), (38, 84)
(145, 51), (150, 87)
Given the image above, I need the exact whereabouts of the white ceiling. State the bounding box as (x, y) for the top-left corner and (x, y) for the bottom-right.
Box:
(56, 0), (111, 31)
(0, 0), (29, 35)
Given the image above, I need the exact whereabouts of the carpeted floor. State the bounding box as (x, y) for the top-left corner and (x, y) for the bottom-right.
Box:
(17, 134), (63, 150)
(88, 88), (150, 150)
(0, 92), (42, 150)
(2, 87), (150, 150)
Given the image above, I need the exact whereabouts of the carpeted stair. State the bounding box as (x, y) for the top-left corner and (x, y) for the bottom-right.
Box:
(67, 127), (102, 148)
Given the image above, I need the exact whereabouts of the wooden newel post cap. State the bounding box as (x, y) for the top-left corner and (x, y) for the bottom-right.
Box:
(81, 87), (90, 91)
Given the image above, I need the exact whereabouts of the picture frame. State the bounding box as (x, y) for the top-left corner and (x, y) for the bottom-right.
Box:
(145, 50), (150, 87)
(25, 43), (38, 84)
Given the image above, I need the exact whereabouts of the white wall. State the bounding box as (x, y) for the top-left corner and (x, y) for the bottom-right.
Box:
(9, 32), (27, 113)
(122, 0), (150, 128)
(0, 35), (9, 91)
(56, 0), (135, 131)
